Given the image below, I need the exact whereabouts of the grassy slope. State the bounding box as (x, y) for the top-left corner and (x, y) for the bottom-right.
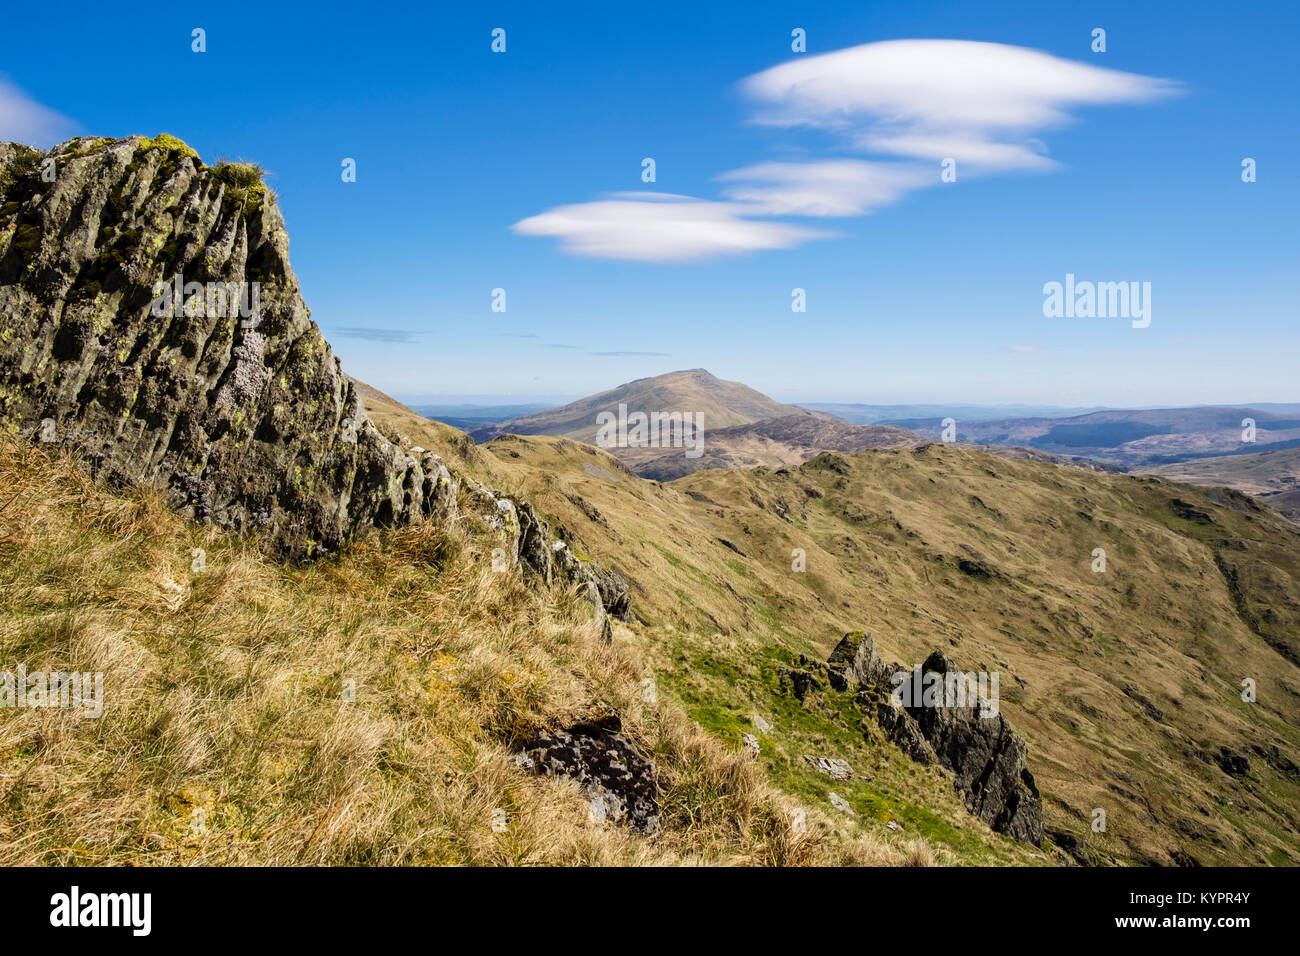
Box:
(360, 387), (1300, 866)
(0, 436), (954, 866)
(1143, 448), (1300, 522)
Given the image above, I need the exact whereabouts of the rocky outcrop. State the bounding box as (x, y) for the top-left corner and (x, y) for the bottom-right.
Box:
(468, 485), (632, 642)
(0, 135), (455, 558)
(825, 631), (1044, 844)
(513, 716), (660, 834)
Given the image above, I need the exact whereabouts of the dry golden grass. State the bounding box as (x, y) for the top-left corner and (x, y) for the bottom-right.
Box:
(356, 385), (1300, 866)
(0, 436), (934, 866)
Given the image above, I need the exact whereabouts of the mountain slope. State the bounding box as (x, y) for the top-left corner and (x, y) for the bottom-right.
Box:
(1143, 447), (1300, 522)
(471, 368), (804, 442)
(0, 432), (937, 866)
(363, 384), (1300, 865)
(465, 368), (919, 479)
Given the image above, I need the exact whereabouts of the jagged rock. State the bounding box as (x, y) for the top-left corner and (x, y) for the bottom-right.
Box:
(803, 755), (853, 780)
(588, 563), (632, 620)
(829, 792), (854, 815)
(515, 502), (554, 585)
(513, 716), (659, 834)
(909, 701), (1043, 843)
(742, 733), (761, 758)
(778, 666), (822, 701)
(829, 632), (1044, 844)
(826, 630), (892, 690)
(868, 691), (937, 765)
(899, 652), (1042, 843)
(751, 714), (772, 735)
(486, 498), (630, 644)
(0, 135), (456, 558)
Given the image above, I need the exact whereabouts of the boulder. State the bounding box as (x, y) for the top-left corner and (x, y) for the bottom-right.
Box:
(513, 716), (660, 835)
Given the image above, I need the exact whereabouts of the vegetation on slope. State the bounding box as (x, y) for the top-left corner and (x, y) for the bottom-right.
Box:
(360, 385), (1300, 866)
(0, 436), (944, 866)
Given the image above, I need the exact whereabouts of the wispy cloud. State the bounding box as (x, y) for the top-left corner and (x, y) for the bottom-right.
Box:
(332, 327), (423, 344)
(589, 350), (671, 357)
(717, 159), (933, 217)
(0, 76), (77, 147)
(514, 40), (1176, 263)
(512, 192), (833, 263)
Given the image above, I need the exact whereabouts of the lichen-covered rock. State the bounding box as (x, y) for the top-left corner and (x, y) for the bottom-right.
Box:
(828, 631), (1044, 844)
(0, 135), (455, 558)
(513, 716), (659, 835)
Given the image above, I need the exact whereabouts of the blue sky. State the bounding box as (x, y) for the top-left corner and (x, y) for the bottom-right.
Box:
(2, 0), (1296, 405)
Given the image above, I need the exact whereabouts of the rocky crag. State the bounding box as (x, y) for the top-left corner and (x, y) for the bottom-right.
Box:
(0, 135), (626, 595)
(792, 631), (1044, 844)
(0, 134), (462, 559)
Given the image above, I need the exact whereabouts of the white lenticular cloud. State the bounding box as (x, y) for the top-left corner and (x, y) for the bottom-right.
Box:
(514, 40), (1177, 262)
(0, 76), (77, 147)
(741, 39), (1177, 170)
(511, 193), (836, 263)
(717, 160), (934, 217)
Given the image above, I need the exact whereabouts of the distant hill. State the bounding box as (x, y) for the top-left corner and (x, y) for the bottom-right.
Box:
(464, 369), (919, 479)
(1143, 446), (1300, 522)
(624, 413), (921, 480)
(802, 403), (1107, 425)
(893, 406), (1300, 469)
(469, 369), (804, 442)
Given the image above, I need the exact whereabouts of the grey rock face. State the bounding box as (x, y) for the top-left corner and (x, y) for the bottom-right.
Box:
(826, 631), (1044, 844)
(0, 136), (455, 558)
(907, 697), (1044, 844)
(513, 716), (660, 834)
(827, 629), (892, 689)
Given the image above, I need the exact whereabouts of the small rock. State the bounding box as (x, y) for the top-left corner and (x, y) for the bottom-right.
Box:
(751, 714), (772, 735)
(514, 716), (660, 835)
(886, 820), (904, 832)
(742, 733), (761, 758)
(779, 667), (822, 701)
(829, 792), (855, 815)
(803, 755), (853, 781)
